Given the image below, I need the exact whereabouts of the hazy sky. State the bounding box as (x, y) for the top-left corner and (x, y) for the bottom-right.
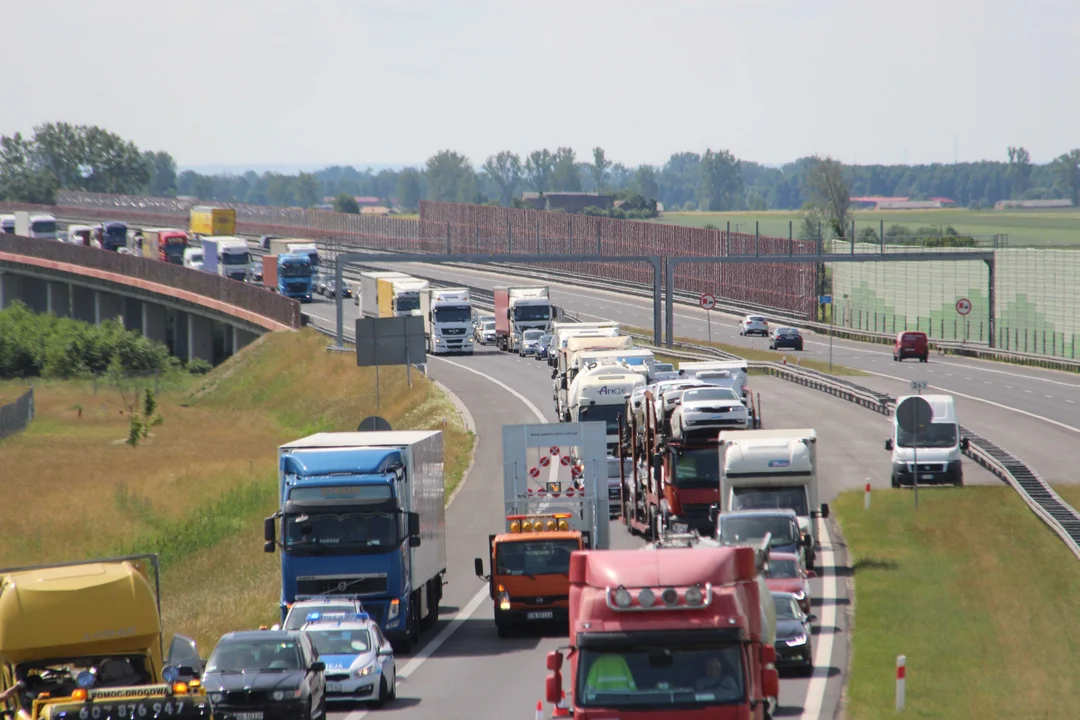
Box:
(5, 0), (1078, 169)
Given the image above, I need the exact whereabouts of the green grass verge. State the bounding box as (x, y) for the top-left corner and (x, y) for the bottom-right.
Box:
(835, 486), (1080, 718)
(652, 208), (1080, 248)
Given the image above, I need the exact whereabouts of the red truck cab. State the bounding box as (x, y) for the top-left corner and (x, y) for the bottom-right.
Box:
(546, 546), (779, 719)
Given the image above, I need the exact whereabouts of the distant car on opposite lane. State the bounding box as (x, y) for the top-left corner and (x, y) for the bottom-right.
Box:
(739, 315), (769, 337)
(769, 327), (804, 351)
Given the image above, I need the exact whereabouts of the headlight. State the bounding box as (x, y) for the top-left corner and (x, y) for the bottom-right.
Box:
(272, 689), (302, 701)
(355, 662), (379, 678)
(498, 586), (511, 611)
(785, 634), (808, 646)
(208, 693), (224, 703)
(792, 590), (806, 601)
(387, 598), (400, 621)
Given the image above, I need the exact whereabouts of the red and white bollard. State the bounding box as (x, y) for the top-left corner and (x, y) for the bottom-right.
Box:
(535, 700), (545, 720)
(864, 481), (872, 511)
(896, 655), (906, 711)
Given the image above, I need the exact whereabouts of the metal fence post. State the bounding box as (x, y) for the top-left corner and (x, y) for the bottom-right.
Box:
(507, 218), (512, 254)
(446, 222), (451, 254)
(475, 222), (480, 254)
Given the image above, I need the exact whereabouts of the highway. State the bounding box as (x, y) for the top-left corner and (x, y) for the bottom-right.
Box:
(301, 295), (1002, 720)
(334, 257), (1080, 486)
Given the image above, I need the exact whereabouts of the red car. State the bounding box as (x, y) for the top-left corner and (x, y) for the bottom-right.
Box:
(765, 551), (816, 615)
(893, 330), (929, 362)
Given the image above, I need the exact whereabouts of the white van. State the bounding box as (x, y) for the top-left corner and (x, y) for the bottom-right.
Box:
(884, 394), (968, 487)
(183, 247), (205, 271)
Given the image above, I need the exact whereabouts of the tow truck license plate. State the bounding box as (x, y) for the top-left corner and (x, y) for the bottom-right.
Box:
(232, 714), (263, 720)
(527, 610), (554, 620)
(327, 683), (344, 693)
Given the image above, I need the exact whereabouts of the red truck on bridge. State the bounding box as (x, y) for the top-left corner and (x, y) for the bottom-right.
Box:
(545, 543), (780, 719)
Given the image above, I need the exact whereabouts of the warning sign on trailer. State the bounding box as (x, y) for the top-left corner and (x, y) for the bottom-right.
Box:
(539, 455), (550, 467)
(550, 446), (560, 456)
(528, 467), (540, 478)
(560, 455), (571, 466)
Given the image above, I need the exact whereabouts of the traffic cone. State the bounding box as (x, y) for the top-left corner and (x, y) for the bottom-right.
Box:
(535, 700), (545, 720)
(552, 691), (570, 717)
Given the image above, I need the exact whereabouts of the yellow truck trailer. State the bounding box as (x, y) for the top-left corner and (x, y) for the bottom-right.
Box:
(189, 206), (235, 237)
(0, 554), (210, 720)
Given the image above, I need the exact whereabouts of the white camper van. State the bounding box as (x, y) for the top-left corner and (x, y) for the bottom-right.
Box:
(885, 394), (968, 487)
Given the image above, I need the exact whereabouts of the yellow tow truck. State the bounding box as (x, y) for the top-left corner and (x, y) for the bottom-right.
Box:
(0, 554), (211, 720)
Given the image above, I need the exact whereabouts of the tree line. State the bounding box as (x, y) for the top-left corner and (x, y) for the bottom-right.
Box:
(2, 122), (1079, 215)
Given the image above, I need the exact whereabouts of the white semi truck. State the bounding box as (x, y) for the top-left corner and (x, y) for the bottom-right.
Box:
(567, 365), (645, 452)
(494, 286), (552, 352)
(421, 287), (475, 354)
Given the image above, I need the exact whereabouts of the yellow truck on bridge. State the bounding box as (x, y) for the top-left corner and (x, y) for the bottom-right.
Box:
(189, 207), (236, 237)
(0, 554), (210, 720)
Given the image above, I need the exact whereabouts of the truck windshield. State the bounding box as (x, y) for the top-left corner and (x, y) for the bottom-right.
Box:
(579, 403), (624, 434)
(397, 296), (421, 313)
(719, 516), (797, 546)
(16, 655), (152, 703)
(513, 305), (550, 321)
(282, 262), (312, 278)
(221, 252), (250, 265)
(434, 306), (471, 323)
(285, 507), (399, 553)
(163, 244), (186, 262)
(495, 538), (577, 576)
(576, 645), (744, 708)
(897, 422), (957, 448)
(673, 448), (719, 490)
(31, 220), (57, 235)
(731, 487), (809, 516)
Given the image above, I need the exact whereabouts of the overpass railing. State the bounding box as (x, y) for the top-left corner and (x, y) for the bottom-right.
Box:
(0, 234), (300, 329)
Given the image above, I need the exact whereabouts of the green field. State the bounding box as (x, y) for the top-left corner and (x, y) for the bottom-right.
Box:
(835, 486), (1080, 719)
(653, 209), (1080, 248)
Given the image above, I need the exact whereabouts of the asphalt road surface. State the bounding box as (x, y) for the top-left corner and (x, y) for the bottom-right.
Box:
(302, 297), (1001, 720)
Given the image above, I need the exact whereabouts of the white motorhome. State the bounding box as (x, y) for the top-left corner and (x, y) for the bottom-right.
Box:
(568, 366), (644, 451)
(421, 287), (474, 354)
(717, 429), (830, 568)
(885, 394), (968, 487)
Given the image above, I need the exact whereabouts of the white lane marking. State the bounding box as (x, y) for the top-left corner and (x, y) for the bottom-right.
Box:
(339, 357), (553, 720)
(1025, 390), (1033, 394)
(800, 518), (839, 719)
(1046, 394), (1054, 399)
(859, 369), (1080, 434)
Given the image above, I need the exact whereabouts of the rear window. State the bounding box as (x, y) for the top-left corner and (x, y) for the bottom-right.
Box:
(902, 333), (924, 342)
(750, 316), (766, 322)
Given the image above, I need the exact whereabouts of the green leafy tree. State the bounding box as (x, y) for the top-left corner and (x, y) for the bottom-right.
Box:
(395, 168), (422, 210)
(32, 122), (151, 194)
(698, 149), (743, 211)
(482, 151), (523, 206)
(805, 155), (851, 238)
(1052, 149), (1080, 206)
(0, 133), (56, 204)
(145, 151), (178, 196)
(551, 147), (581, 192)
(333, 193), (360, 213)
(1007, 146), (1032, 199)
(294, 172), (319, 208)
(591, 147), (611, 193)
(524, 149), (555, 193)
(631, 165), (660, 202)
(425, 150), (477, 203)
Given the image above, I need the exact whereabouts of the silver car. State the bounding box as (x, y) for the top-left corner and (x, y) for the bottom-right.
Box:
(739, 314), (769, 337)
(301, 611), (397, 707)
(519, 329), (544, 356)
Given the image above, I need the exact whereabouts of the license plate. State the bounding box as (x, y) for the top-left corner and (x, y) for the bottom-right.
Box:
(327, 683), (343, 693)
(232, 714), (263, 720)
(527, 610), (554, 620)
(919, 474), (933, 480)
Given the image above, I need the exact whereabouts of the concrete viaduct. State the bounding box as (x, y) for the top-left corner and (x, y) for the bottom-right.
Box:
(0, 234), (300, 365)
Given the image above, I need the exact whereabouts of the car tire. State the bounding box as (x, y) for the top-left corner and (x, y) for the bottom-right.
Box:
(798, 659), (814, 677)
(891, 473), (900, 488)
(387, 669), (397, 700)
(495, 619), (513, 638)
(372, 677), (389, 708)
(920, 354), (929, 363)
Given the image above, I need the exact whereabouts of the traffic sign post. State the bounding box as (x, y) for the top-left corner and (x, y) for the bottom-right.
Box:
(897, 392), (932, 509)
(700, 294), (716, 345)
(819, 295), (834, 373)
(955, 298), (972, 343)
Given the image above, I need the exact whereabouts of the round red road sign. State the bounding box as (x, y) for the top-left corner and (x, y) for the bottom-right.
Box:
(955, 298), (972, 316)
(560, 455), (571, 466)
(550, 446), (560, 456)
(700, 294), (716, 310)
(528, 467), (540, 478)
(539, 455), (551, 467)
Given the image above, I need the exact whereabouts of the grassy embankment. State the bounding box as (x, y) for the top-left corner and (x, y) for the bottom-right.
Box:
(835, 486), (1080, 718)
(652, 208), (1080, 248)
(626, 325), (864, 376)
(0, 328), (474, 651)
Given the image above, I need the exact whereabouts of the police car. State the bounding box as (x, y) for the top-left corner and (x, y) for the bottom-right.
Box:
(300, 612), (397, 707)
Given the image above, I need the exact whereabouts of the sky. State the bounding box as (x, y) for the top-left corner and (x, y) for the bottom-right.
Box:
(4, 0), (1079, 170)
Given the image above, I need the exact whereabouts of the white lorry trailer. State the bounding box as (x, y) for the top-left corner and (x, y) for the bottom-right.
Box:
(420, 287), (475, 354)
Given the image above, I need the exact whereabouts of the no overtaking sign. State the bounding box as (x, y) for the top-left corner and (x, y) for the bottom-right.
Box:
(700, 294), (716, 310)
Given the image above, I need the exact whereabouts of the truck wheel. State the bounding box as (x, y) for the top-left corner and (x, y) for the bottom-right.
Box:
(495, 618), (513, 638)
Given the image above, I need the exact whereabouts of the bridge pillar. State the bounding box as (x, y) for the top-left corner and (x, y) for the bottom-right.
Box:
(232, 326), (258, 354)
(174, 312), (190, 360)
(187, 314), (214, 364)
(122, 297), (143, 332)
(46, 282), (71, 318)
(0, 274), (21, 310)
(142, 303), (167, 345)
(71, 286), (96, 324)
(21, 277), (48, 313)
(96, 291), (124, 325)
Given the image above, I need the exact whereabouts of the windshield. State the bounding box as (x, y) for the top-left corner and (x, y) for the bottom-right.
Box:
(495, 538), (577, 576)
(767, 559), (798, 579)
(434, 306), (472, 323)
(524, 330), (544, 340)
(482, 322), (496, 331)
(285, 508), (398, 553)
(673, 447), (719, 490)
(306, 628), (371, 656)
(579, 403), (625, 434)
(222, 251), (250, 265)
(655, 363), (674, 372)
(514, 305), (550, 321)
(731, 487), (810, 517)
(577, 645), (744, 708)
(206, 640), (301, 672)
(188, 252), (204, 263)
(397, 295), (420, 312)
(897, 422), (957, 448)
(719, 515), (797, 546)
(682, 387), (740, 403)
(282, 262), (312, 278)
(283, 604), (360, 630)
(776, 328), (799, 336)
(540, 335), (553, 345)
(773, 594), (801, 620)
(163, 244), (186, 261)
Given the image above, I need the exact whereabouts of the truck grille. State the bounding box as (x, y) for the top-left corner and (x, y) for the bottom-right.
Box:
(442, 328), (467, 336)
(295, 575), (388, 596)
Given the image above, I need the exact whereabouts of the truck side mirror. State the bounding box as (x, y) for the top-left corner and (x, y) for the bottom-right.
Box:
(884, 439), (893, 451)
(474, 557), (486, 579)
(408, 512), (421, 537)
(551, 369), (557, 380)
(545, 672), (562, 705)
(961, 437), (970, 451)
(546, 650), (563, 672)
(652, 453), (663, 476)
(409, 536), (422, 548)
(820, 503), (830, 519)
(263, 517), (276, 552)
(763, 667), (780, 698)
(708, 503), (718, 525)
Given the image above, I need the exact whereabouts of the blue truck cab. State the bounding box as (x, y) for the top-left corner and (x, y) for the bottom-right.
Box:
(278, 252), (314, 302)
(102, 221), (128, 252)
(264, 431), (447, 653)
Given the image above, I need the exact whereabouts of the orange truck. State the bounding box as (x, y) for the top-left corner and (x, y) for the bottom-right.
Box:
(474, 422), (607, 637)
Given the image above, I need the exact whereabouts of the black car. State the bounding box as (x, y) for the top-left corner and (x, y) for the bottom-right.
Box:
(203, 630), (326, 720)
(769, 327), (804, 351)
(772, 591), (815, 676)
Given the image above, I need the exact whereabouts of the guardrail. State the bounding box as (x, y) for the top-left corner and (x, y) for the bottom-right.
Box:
(0, 234), (300, 330)
(0, 387), (34, 441)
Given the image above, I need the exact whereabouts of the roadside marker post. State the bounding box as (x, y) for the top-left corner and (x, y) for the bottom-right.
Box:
(864, 481), (871, 511)
(896, 655), (906, 711)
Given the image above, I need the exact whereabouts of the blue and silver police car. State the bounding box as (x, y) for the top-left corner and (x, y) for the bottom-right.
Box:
(300, 612), (397, 707)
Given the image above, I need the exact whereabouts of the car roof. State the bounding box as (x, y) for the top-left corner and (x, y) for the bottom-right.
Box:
(721, 508), (798, 519)
(221, 630), (300, 642)
(301, 619), (374, 633)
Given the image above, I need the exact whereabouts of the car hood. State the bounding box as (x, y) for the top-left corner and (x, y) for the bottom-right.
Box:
(203, 670), (306, 693)
(776, 619), (808, 640)
(893, 446), (958, 462)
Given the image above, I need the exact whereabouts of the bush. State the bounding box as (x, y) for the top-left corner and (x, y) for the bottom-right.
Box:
(187, 358), (213, 375)
(0, 302), (172, 380)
